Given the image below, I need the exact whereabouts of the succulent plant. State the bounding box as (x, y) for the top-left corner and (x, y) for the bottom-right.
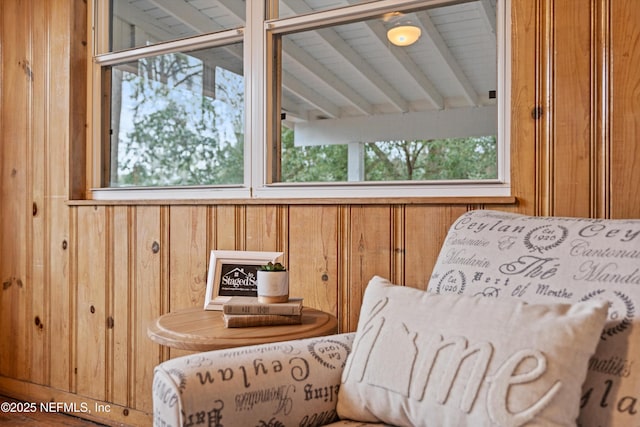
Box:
(259, 261), (286, 271)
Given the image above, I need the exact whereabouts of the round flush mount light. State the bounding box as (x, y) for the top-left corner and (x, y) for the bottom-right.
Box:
(387, 24), (422, 47)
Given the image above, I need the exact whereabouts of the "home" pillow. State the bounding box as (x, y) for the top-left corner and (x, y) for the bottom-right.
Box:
(337, 276), (607, 426)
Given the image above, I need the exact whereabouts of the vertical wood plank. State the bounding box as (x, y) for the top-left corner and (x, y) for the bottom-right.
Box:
(592, 0), (611, 218)
(48, 199), (72, 390)
(245, 205), (283, 252)
(510, 0), (538, 215)
(169, 206), (208, 311)
(405, 206), (468, 290)
(214, 206), (242, 249)
(47, 0), (73, 391)
(110, 206), (131, 406)
(28, 0), (48, 386)
(132, 206), (164, 412)
(344, 206), (392, 331)
(610, 0), (640, 217)
(552, 0), (592, 216)
(288, 206), (338, 315)
(0, 0), (31, 381)
(535, 0), (554, 216)
(68, 0), (88, 200)
(391, 205), (405, 286)
(76, 206), (107, 401)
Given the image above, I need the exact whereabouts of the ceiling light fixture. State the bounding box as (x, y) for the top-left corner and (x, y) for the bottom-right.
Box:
(387, 23), (422, 47)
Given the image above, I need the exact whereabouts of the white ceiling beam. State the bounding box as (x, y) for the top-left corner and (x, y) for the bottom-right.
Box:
(283, 0), (409, 113)
(283, 71), (341, 119)
(317, 27), (410, 113)
(113, 3), (242, 77)
(214, 0), (367, 117)
(112, 1), (176, 44)
(215, 0), (246, 22)
(366, 19), (445, 109)
(147, 0), (219, 34)
(477, 0), (497, 44)
(294, 104), (497, 146)
(282, 39), (374, 116)
(416, 11), (480, 106)
(143, 0), (243, 76)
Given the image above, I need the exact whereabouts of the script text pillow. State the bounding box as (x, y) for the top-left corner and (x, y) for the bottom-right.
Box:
(428, 209), (640, 426)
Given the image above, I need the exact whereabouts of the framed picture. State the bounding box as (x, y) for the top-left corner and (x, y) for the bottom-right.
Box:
(204, 250), (283, 310)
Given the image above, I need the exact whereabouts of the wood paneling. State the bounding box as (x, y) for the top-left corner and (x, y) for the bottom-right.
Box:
(552, 0), (592, 216)
(509, 0), (537, 214)
(592, 0), (612, 218)
(76, 206), (108, 401)
(289, 206), (339, 316)
(168, 206), (208, 310)
(132, 207), (164, 411)
(344, 206), (392, 330)
(0, 0), (31, 383)
(404, 205), (469, 290)
(610, 0), (640, 217)
(29, 0), (48, 388)
(3, 0), (640, 425)
(49, 0), (74, 393)
(110, 206), (131, 406)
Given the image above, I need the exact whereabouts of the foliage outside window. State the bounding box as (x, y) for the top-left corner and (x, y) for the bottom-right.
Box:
(109, 49), (244, 187)
(281, 128), (497, 183)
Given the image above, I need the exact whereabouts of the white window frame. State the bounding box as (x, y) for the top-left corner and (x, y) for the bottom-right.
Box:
(88, 0), (511, 201)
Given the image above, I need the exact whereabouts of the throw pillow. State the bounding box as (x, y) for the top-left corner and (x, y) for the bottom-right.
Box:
(337, 276), (608, 427)
(427, 209), (640, 426)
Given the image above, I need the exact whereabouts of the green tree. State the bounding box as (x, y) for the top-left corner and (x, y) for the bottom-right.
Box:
(280, 129), (497, 183)
(280, 126), (348, 182)
(114, 52), (244, 187)
(365, 136), (497, 181)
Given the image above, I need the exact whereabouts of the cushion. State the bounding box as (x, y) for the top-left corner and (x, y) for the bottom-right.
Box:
(428, 209), (640, 426)
(337, 276), (608, 427)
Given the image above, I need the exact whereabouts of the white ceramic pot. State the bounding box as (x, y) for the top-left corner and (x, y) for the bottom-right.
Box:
(256, 270), (289, 303)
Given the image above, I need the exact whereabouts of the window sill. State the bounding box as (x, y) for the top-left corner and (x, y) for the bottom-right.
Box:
(67, 195), (517, 206)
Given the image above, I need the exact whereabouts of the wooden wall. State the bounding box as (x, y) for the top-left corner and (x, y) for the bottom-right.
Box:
(1, 0), (639, 425)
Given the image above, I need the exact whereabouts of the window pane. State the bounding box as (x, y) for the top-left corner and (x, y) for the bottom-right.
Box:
(108, 44), (244, 187)
(109, 0), (245, 52)
(363, 137), (497, 181)
(281, 126), (348, 182)
(276, 0), (378, 19)
(275, 0), (498, 184)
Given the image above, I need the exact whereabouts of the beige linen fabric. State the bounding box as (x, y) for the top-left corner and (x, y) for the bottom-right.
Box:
(428, 209), (640, 426)
(337, 276), (607, 427)
(153, 334), (354, 427)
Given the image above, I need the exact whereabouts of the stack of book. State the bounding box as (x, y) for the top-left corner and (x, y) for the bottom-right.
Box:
(222, 297), (304, 328)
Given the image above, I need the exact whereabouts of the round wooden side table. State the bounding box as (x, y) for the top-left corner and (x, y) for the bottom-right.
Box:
(147, 306), (338, 351)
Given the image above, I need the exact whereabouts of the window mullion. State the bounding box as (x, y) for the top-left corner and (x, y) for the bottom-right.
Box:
(247, 1), (269, 192)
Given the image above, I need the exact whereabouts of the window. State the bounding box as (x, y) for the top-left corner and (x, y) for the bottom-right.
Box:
(90, 0), (509, 200)
(108, 46), (244, 187)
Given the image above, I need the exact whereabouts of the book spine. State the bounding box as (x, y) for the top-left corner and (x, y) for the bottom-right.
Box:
(223, 304), (302, 315)
(223, 314), (302, 328)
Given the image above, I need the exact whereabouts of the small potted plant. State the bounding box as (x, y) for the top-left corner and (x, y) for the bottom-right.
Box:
(256, 262), (289, 303)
